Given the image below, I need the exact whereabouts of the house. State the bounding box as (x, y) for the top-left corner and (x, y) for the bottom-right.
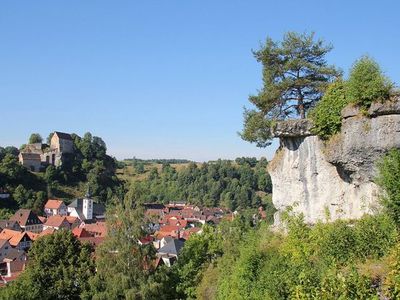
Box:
(81, 222), (107, 237)
(155, 225), (181, 239)
(44, 199), (67, 216)
(0, 220), (21, 232)
(0, 230), (34, 250)
(0, 240), (12, 261)
(50, 132), (74, 154)
(181, 227), (202, 240)
(43, 216), (70, 231)
(72, 227), (92, 238)
(157, 238), (185, 267)
(65, 216), (81, 229)
(68, 197), (105, 221)
(0, 259), (26, 285)
(18, 152), (42, 172)
(9, 209), (43, 233)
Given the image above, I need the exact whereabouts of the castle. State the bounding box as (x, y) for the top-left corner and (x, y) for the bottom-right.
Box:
(18, 131), (74, 172)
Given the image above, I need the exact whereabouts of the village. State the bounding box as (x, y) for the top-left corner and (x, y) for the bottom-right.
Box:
(0, 191), (245, 286)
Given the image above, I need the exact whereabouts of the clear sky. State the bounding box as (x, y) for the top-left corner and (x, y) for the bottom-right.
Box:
(1, 1), (399, 161)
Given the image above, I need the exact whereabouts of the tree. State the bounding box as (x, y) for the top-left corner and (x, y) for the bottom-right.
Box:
(88, 188), (155, 299)
(309, 79), (349, 139)
(47, 132), (54, 144)
(347, 56), (393, 108)
(175, 225), (223, 299)
(377, 149), (400, 225)
(241, 32), (340, 147)
(0, 230), (95, 300)
(28, 133), (43, 144)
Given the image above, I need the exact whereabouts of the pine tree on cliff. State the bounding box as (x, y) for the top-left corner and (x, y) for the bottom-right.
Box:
(241, 32), (341, 147)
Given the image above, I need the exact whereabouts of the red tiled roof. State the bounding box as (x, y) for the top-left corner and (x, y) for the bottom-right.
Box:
(25, 231), (39, 241)
(65, 216), (79, 225)
(39, 228), (55, 237)
(44, 215), (68, 228)
(0, 229), (31, 247)
(82, 222), (107, 237)
(159, 225), (180, 233)
(44, 199), (64, 209)
(72, 227), (92, 238)
(139, 235), (153, 245)
(9, 209), (42, 227)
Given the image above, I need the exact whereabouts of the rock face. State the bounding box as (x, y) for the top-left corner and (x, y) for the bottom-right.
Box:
(269, 98), (400, 225)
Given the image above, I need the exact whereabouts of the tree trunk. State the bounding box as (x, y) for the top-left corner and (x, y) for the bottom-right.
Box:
(298, 95), (305, 119)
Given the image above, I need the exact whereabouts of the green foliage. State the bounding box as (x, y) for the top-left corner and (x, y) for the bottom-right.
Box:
(28, 133), (43, 144)
(347, 56), (392, 108)
(240, 109), (274, 147)
(175, 225), (223, 299)
(128, 158), (271, 211)
(377, 149), (400, 225)
(309, 80), (349, 139)
(241, 31), (340, 147)
(384, 242), (400, 298)
(0, 230), (95, 300)
(88, 188), (155, 299)
(198, 214), (396, 299)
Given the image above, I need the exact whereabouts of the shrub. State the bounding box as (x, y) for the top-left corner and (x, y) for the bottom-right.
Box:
(377, 149), (400, 226)
(309, 80), (348, 139)
(354, 214), (397, 259)
(347, 56), (392, 108)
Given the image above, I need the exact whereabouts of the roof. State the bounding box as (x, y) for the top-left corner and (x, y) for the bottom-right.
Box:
(10, 209), (42, 227)
(82, 222), (107, 237)
(54, 131), (73, 140)
(3, 248), (26, 262)
(25, 231), (39, 241)
(159, 225), (181, 233)
(39, 228), (55, 237)
(72, 227), (92, 238)
(44, 199), (65, 209)
(19, 152), (41, 161)
(158, 239), (185, 256)
(0, 239), (10, 248)
(38, 216), (47, 223)
(44, 215), (68, 228)
(0, 229), (31, 247)
(65, 216), (79, 225)
(0, 220), (20, 230)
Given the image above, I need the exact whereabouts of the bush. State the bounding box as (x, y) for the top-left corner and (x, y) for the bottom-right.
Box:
(377, 149), (400, 226)
(354, 214), (397, 259)
(309, 80), (349, 139)
(347, 56), (392, 108)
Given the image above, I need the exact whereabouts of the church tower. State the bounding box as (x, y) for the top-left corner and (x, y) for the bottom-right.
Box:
(82, 187), (93, 220)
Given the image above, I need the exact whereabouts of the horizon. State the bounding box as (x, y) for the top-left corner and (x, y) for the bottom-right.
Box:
(1, 1), (399, 161)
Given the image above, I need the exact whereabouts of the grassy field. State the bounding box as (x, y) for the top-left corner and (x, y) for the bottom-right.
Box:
(116, 162), (198, 183)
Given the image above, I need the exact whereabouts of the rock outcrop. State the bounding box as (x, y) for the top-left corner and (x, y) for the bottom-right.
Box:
(269, 97), (400, 225)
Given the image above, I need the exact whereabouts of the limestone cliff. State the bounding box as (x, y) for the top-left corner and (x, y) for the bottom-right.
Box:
(269, 96), (400, 225)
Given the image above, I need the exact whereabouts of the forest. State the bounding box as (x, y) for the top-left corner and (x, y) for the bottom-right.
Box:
(122, 157), (272, 211)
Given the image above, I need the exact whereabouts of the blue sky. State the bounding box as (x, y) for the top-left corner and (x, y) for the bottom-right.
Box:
(1, 1), (399, 161)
